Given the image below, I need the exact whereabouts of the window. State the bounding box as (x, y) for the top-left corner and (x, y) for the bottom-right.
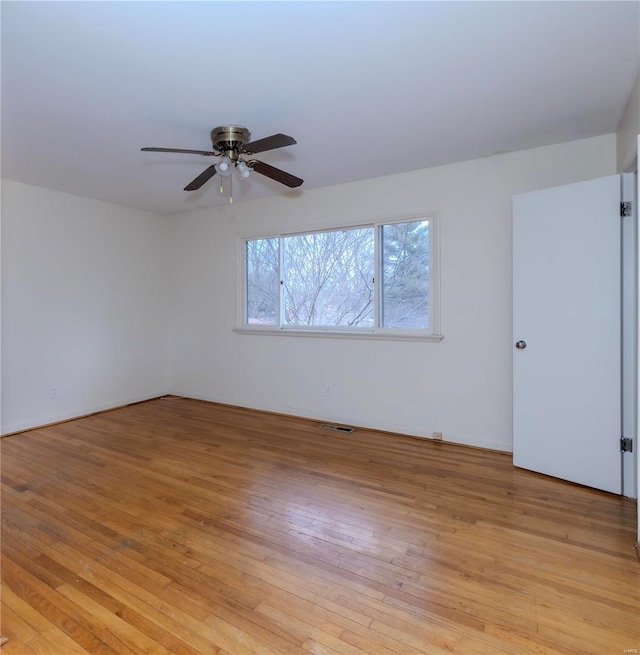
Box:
(241, 215), (440, 340)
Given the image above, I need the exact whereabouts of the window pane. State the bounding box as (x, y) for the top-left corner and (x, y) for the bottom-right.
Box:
(283, 228), (374, 327)
(246, 238), (279, 325)
(381, 220), (429, 329)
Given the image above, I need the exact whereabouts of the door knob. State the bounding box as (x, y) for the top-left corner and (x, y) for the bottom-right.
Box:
(515, 341), (527, 349)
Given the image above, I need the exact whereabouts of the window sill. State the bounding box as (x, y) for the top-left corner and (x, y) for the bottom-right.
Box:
(233, 327), (444, 342)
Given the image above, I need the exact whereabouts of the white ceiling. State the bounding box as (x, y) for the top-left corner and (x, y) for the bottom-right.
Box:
(2, 1), (639, 216)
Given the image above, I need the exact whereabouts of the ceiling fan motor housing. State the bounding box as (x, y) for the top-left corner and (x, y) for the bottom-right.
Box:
(210, 125), (251, 154)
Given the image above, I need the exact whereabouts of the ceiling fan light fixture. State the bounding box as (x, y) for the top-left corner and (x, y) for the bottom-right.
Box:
(142, 126), (303, 194)
(216, 156), (232, 176)
(236, 160), (251, 178)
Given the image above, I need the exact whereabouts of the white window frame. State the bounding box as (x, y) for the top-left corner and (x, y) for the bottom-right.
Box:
(235, 213), (442, 342)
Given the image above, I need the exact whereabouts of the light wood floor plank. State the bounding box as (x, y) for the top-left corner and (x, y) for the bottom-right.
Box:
(2, 397), (639, 654)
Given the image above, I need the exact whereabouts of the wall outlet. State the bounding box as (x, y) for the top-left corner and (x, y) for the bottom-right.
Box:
(433, 431), (442, 441)
(324, 385), (332, 397)
(50, 385), (58, 398)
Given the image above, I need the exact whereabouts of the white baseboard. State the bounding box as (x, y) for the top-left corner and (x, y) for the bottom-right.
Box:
(1, 390), (169, 436)
(169, 389), (513, 454)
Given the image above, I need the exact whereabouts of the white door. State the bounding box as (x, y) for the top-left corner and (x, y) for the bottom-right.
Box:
(513, 175), (621, 494)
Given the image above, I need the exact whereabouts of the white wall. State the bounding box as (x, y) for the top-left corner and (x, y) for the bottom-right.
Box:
(167, 134), (617, 452)
(1, 180), (170, 433)
(617, 69), (640, 172)
(0, 135), (619, 447)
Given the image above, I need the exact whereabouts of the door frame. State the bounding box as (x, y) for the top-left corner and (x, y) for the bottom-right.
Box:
(622, 172), (637, 499)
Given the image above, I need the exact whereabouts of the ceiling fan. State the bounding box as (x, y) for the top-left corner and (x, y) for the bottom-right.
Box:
(141, 125), (303, 193)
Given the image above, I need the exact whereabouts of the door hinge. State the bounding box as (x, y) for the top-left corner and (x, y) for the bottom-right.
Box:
(621, 436), (633, 452)
(621, 201), (632, 217)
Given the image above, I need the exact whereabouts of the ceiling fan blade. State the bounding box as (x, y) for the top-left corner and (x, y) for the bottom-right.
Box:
(250, 160), (303, 188)
(142, 147), (215, 156)
(242, 134), (296, 155)
(184, 165), (218, 191)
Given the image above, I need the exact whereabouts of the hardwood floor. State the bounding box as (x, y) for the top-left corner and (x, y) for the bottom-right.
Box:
(1, 397), (638, 654)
